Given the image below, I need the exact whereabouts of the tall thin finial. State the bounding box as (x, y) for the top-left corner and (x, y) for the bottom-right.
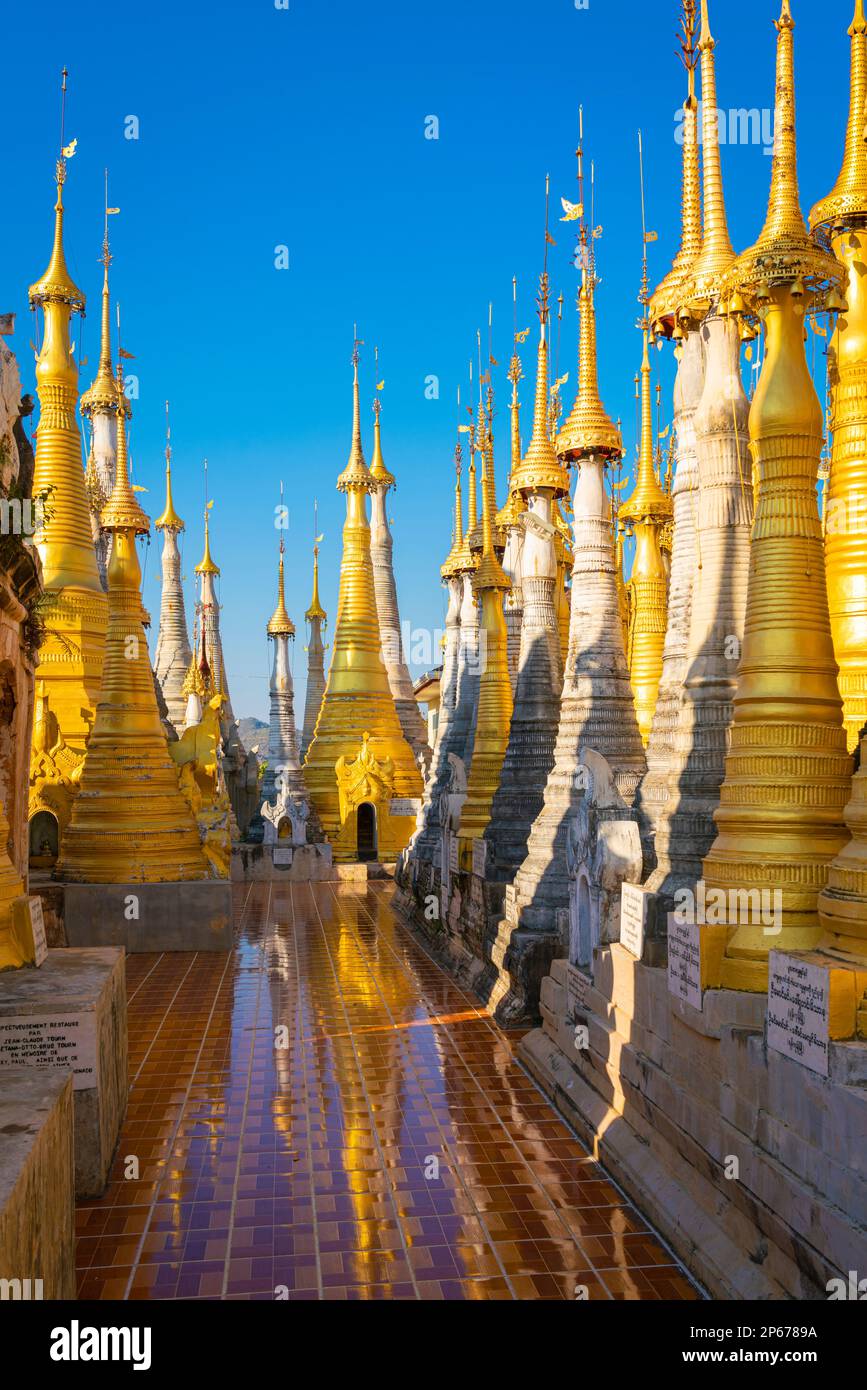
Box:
(651, 1), (703, 328)
(810, 0), (867, 230)
(511, 177), (567, 495)
(59, 67), (69, 160)
(536, 173), (552, 327)
(156, 399), (184, 531)
(638, 131), (650, 312)
(687, 0), (735, 304)
(556, 112), (623, 462)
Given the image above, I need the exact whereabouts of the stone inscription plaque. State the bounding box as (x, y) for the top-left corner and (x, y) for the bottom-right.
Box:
(667, 915), (702, 1011)
(566, 963), (591, 1015)
(619, 883), (647, 960)
(767, 952), (830, 1078)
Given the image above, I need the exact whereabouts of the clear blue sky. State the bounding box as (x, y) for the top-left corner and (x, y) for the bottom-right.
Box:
(5, 0), (850, 724)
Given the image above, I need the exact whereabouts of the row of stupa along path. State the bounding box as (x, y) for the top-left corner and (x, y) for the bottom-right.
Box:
(0, 0), (865, 1302)
(0, 60), (444, 960)
(394, 0), (867, 1299)
(0, 58), (437, 1291)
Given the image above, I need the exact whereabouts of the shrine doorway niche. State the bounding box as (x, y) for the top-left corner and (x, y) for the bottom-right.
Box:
(357, 802), (377, 862)
(29, 810), (59, 867)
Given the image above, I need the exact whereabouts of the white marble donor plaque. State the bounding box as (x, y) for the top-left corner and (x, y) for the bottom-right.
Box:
(619, 883), (647, 959)
(272, 846), (293, 866)
(390, 798), (421, 817)
(472, 838), (487, 877)
(667, 914), (702, 1011)
(767, 952), (830, 1078)
(0, 1013), (98, 1091)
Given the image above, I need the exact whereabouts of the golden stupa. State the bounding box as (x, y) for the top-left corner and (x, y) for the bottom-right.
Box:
(28, 124), (108, 759)
(457, 382), (513, 867)
(702, 0), (852, 991)
(809, 0), (867, 750)
(55, 371), (210, 883)
(619, 308), (672, 745)
(302, 344), (423, 861)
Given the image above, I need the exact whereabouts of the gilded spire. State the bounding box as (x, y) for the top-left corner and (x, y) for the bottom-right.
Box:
(467, 444), (478, 538)
(723, 1), (842, 304)
(196, 505), (220, 575)
(305, 540), (327, 622)
(369, 352), (396, 490)
(651, 1), (703, 326)
(473, 425), (511, 594)
(441, 440), (465, 579)
(453, 431), (479, 573)
(100, 366), (149, 534)
(810, 0), (867, 230)
(29, 168), (85, 311)
(267, 541), (295, 638)
(512, 270), (569, 495)
(557, 125), (623, 462)
(509, 350), (522, 480)
(337, 334), (375, 493)
(81, 178), (126, 417)
(155, 402), (184, 531)
(682, 0), (735, 309)
(496, 302), (529, 530)
(620, 329), (673, 524)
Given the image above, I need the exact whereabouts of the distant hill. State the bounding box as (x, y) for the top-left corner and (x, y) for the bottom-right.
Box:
(238, 717), (268, 762)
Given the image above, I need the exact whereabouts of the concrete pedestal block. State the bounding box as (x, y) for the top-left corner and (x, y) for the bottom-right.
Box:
(0, 948), (126, 1198)
(232, 842), (341, 882)
(0, 1067), (75, 1300)
(64, 880), (233, 952)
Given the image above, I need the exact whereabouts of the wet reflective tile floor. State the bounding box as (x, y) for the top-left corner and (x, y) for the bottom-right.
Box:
(75, 880), (702, 1301)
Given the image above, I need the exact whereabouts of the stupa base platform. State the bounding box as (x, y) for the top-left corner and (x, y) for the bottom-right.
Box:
(395, 865), (559, 1025)
(62, 881), (233, 953)
(0, 1067), (75, 1300)
(0, 948), (127, 1198)
(232, 842), (338, 881)
(519, 946), (867, 1300)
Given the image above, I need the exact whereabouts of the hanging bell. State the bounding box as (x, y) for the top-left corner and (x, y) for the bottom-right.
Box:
(790, 277), (805, 299)
(825, 286), (849, 314)
(728, 290), (747, 315)
(739, 318), (756, 343)
(755, 281), (771, 304)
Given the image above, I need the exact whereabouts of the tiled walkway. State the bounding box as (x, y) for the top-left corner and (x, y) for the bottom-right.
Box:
(75, 880), (700, 1300)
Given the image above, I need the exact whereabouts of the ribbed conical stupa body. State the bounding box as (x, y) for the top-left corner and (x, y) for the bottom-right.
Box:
(300, 546), (327, 762)
(408, 445), (466, 865)
(639, 28), (705, 839)
(262, 549), (304, 803)
(620, 329), (673, 744)
(809, 1), (867, 750)
(56, 397), (209, 883)
(303, 357), (423, 860)
(484, 298), (565, 881)
(456, 421), (513, 867)
(153, 454), (192, 731)
(368, 402), (430, 766)
(29, 161), (107, 758)
(509, 265), (645, 933)
(702, 1), (852, 990)
(643, 0), (754, 892)
(80, 239), (127, 590)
